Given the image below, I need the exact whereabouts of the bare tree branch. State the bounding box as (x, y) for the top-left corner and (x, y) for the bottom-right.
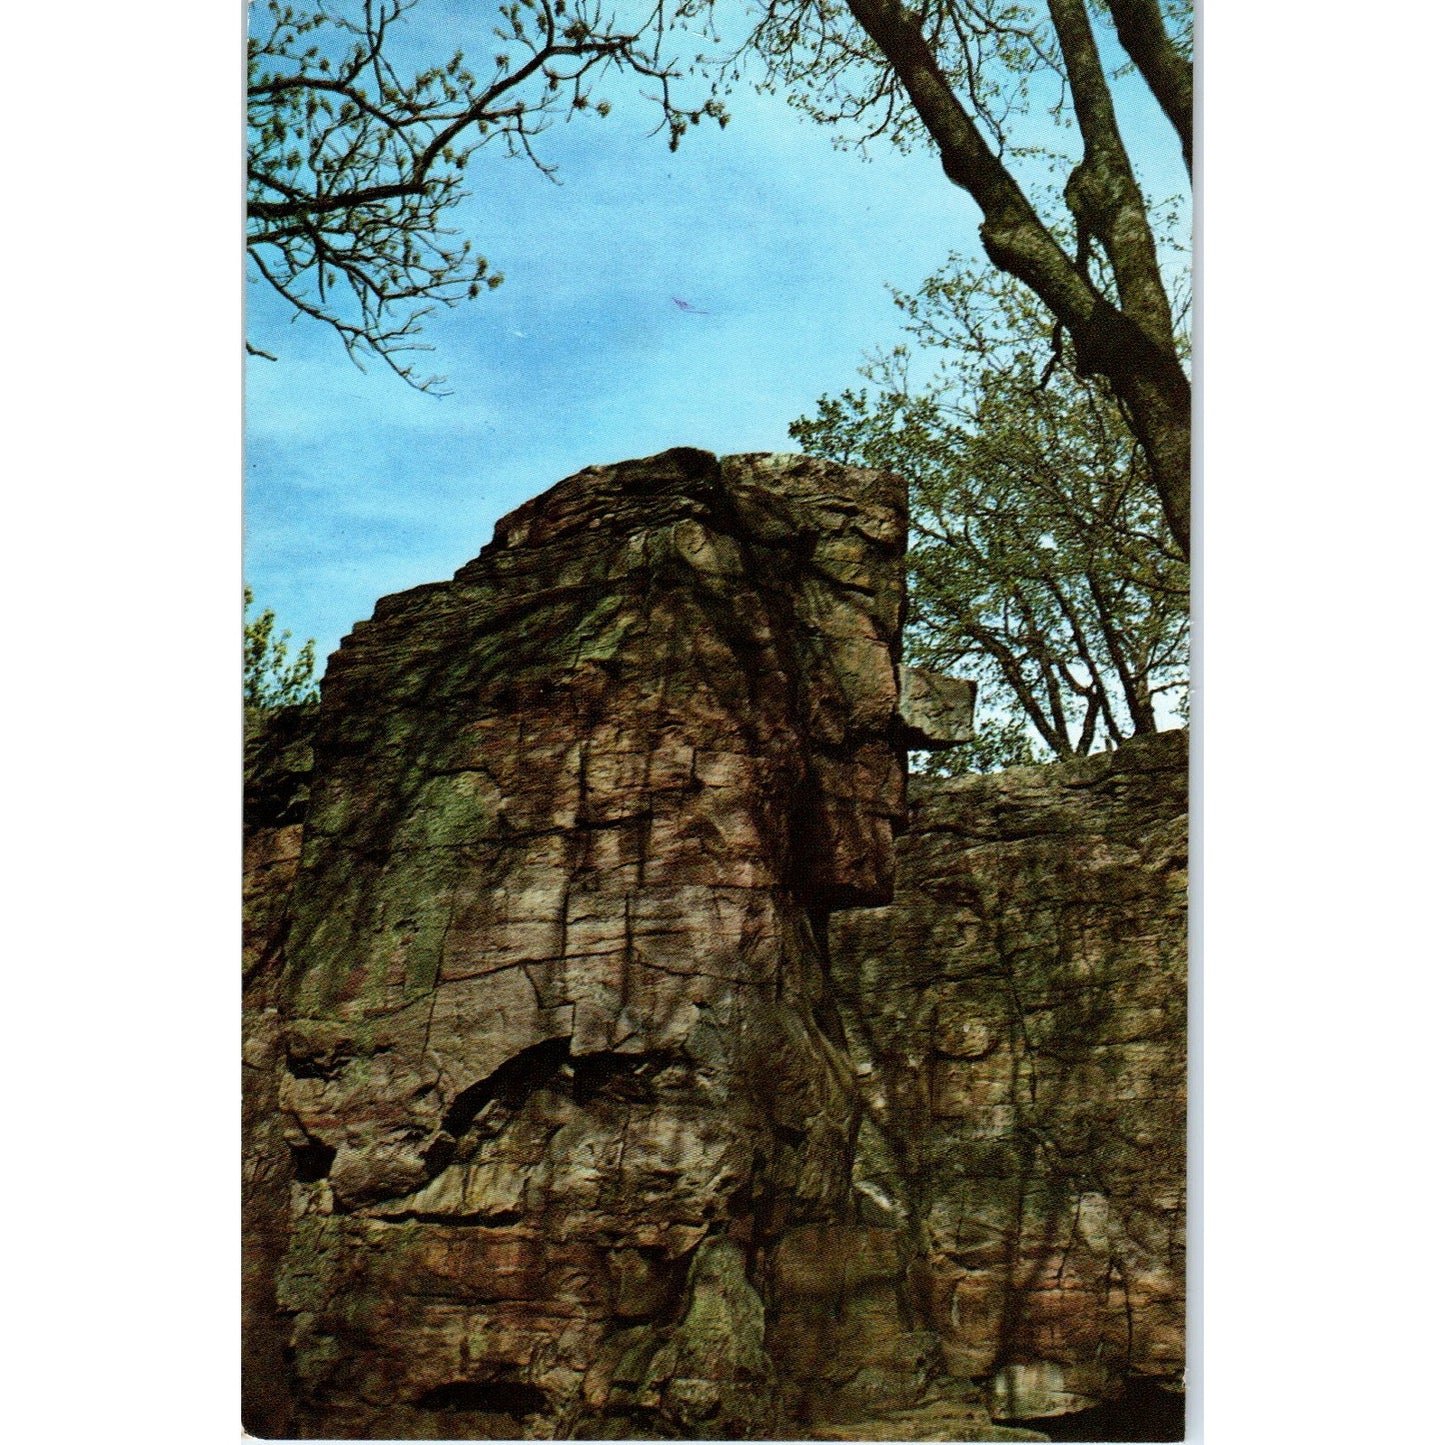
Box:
(247, 0), (719, 390)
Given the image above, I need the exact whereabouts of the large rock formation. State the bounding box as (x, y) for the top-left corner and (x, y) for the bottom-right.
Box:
(248, 448), (912, 1439)
(243, 448), (1186, 1441)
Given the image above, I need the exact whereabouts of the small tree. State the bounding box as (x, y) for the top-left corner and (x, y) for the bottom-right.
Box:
(791, 261), (1187, 770)
(245, 588), (322, 709)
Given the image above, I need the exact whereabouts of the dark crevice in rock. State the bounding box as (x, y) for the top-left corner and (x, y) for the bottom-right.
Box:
(283, 1052), (343, 1081)
(419, 1132), (457, 1176)
(441, 1036), (573, 1136)
(811, 997), (849, 1051)
(414, 1380), (550, 1418)
(289, 1138), (336, 1183)
(1015, 1379), (1183, 1441)
(571, 1050), (681, 1105)
(405, 1208), (524, 1227)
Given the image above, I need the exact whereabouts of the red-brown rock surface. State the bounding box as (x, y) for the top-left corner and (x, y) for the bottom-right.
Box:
(242, 449), (1186, 1440)
(827, 732), (1188, 1423)
(246, 449), (915, 1438)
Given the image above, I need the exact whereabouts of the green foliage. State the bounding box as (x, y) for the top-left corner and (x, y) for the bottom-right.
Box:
(792, 261), (1188, 768)
(245, 588), (321, 709)
(749, 0), (1194, 557)
(913, 716), (1042, 777)
(747, 2), (1190, 178)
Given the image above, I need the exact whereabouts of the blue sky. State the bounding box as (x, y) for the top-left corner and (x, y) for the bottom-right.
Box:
(20, 12), (1445, 1435)
(246, 2), (1189, 672)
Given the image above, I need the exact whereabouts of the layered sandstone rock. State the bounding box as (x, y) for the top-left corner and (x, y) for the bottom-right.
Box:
(247, 449), (922, 1438)
(243, 702), (319, 1439)
(242, 447), (1186, 1440)
(828, 731), (1188, 1422)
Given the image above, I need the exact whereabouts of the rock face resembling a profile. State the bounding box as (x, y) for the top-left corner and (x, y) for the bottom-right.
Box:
(246, 449), (915, 1438)
(242, 448), (1186, 1441)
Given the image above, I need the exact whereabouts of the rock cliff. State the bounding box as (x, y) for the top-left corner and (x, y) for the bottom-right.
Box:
(828, 733), (1187, 1427)
(243, 449), (1186, 1441)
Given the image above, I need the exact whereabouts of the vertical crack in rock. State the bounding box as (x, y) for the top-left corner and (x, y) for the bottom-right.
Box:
(246, 450), (911, 1437)
(242, 449), (1185, 1439)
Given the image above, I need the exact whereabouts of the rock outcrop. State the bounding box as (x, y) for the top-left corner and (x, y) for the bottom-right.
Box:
(247, 449), (914, 1438)
(242, 448), (1186, 1440)
(243, 702), (318, 1438)
(828, 733), (1188, 1425)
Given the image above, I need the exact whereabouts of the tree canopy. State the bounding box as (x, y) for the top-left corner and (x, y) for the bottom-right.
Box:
(746, 0), (1192, 555)
(792, 259), (1187, 769)
(248, 4), (1191, 433)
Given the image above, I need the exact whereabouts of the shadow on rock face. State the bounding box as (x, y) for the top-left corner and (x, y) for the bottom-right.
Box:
(1016, 1379), (1184, 1442)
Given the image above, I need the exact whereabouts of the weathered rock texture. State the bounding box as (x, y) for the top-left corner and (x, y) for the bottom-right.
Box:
(242, 448), (1186, 1440)
(243, 702), (317, 1438)
(897, 667), (977, 751)
(828, 732), (1188, 1424)
(248, 449), (911, 1439)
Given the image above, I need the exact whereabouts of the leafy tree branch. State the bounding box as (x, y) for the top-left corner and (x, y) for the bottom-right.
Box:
(245, 588), (322, 708)
(745, 0), (1193, 555)
(791, 261), (1187, 770)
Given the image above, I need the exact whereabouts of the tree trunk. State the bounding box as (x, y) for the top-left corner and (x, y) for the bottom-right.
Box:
(842, 0), (1192, 557)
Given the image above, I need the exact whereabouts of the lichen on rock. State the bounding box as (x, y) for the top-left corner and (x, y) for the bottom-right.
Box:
(242, 449), (1186, 1440)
